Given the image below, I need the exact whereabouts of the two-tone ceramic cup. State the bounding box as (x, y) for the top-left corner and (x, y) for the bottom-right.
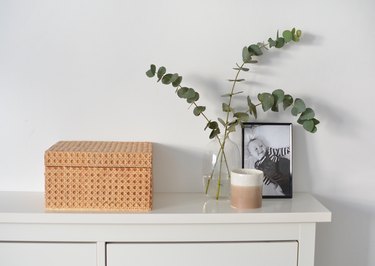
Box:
(230, 168), (263, 209)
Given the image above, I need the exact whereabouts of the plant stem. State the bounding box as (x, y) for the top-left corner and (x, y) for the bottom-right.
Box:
(205, 145), (222, 194)
(216, 146), (225, 199)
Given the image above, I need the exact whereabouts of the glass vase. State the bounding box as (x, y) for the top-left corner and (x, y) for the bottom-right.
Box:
(202, 135), (241, 199)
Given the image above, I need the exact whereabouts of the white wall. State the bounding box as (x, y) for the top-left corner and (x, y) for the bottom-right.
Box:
(1, 0), (374, 265)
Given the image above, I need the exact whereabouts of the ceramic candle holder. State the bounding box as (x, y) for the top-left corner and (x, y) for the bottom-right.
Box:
(230, 168), (263, 209)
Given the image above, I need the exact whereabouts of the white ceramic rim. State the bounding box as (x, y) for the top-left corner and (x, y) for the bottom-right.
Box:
(231, 168), (263, 187)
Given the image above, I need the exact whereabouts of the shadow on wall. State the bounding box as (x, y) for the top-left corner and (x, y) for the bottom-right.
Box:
(315, 196), (373, 266)
(152, 143), (203, 193)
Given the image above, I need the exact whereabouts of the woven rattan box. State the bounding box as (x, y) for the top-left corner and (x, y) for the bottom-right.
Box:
(45, 141), (152, 212)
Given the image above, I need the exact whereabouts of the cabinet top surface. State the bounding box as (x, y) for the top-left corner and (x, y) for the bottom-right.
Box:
(0, 192), (331, 224)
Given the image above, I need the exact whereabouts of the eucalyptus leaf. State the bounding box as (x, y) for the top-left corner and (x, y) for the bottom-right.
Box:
(228, 79), (245, 82)
(169, 73), (179, 83)
(272, 89), (285, 104)
(157, 66), (166, 81)
(283, 94), (293, 110)
(247, 96), (258, 118)
(204, 122), (211, 131)
(282, 30), (293, 43)
(268, 38), (276, 48)
(193, 106), (206, 116)
(161, 73), (173, 84)
(275, 37), (285, 48)
(222, 103), (232, 112)
(292, 29), (302, 42)
(209, 128), (220, 139)
(228, 123), (237, 133)
(249, 44), (263, 56)
(227, 120), (239, 132)
(172, 76), (182, 87)
(208, 121), (219, 129)
(250, 104), (257, 118)
(312, 118), (320, 125)
(177, 87), (189, 98)
(184, 88), (196, 99)
(234, 112), (249, 122)
(299, 108), (315, 121)
(303, 120), (315, 132)
(146, 64), (156, 77)
(187, 91), (199, 103)
(292, 98), (306, 115)
(247, 96), (252, 107)
(258, 93), (275, 111)
(291, 106), (299, 116)
(233, 67), (250, 72)
(218, 117), (226, 127)
(242, 46), (252, 63)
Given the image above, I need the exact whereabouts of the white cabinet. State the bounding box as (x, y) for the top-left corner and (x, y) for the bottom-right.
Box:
(0, 192), (331, 266)
(107, 242), (298, 266)
(0, 242), (96, 266)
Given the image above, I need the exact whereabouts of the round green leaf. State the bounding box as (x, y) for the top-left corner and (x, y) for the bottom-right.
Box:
(162, 73), (173, 84)
(172, 76), (182, 87)
(299, 108), (315, 120)
(234, 112), (249, 122)
(283, 95), (293, 110)
(193, 106), (206, 116)
(209, 128), (220, 139)
(268, 37), (276, 48)
(169, 73), (179, 84)
(272, 89), (285, 104)
(258, 93), (275, 111)
(247, 96), (257, 119)
(242, 46), (252, 63)
(184, 88), (196, 98)
(146, 64), (156, 77)
(157, 66), (166, 81)
(275, 37), (285, 48)
(303, 120), (315, 132)
(177, 87), (189, 98)
(282, 30), (293, 43)
(208, 121), (219, 129)
(249, 44), (263, 56)
(187, 91), (199, 103)
(222, 103), (232, 112)
(312, 118), (320, 125)
(291, 98), (306, 115)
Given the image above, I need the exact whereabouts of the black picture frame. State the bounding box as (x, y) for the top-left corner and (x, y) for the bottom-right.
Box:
(242, 123), (293, 198)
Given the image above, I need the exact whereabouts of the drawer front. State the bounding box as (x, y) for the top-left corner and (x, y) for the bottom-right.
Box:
(107, 241), (298, 266)
(0, 242), (96, 266)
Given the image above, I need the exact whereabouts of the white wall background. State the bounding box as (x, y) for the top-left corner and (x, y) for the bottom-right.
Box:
(1, 0), (374, 265)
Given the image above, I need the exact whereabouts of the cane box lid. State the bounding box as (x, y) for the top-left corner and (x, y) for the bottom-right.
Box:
(45, 141), (152, 168)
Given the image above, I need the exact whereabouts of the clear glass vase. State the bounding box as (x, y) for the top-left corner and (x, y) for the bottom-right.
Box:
(202, 135), (241, 199)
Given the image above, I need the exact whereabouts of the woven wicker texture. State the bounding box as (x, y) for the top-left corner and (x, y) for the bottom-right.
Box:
(45, 141), (152, 168)
(45, 167), (152, 211)
(45, 141), (152, 212)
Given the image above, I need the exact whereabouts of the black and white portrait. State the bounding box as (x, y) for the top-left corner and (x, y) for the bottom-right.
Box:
(242, 123), (292, 198)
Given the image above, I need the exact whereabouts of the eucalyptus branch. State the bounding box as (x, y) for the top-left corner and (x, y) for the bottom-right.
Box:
(145, 27), (320, 199)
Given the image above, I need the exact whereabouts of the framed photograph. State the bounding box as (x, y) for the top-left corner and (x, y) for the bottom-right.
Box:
(242, 123), (292, 198)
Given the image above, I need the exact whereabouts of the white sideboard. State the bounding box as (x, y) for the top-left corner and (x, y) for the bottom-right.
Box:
(0, 192), (331, 266)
